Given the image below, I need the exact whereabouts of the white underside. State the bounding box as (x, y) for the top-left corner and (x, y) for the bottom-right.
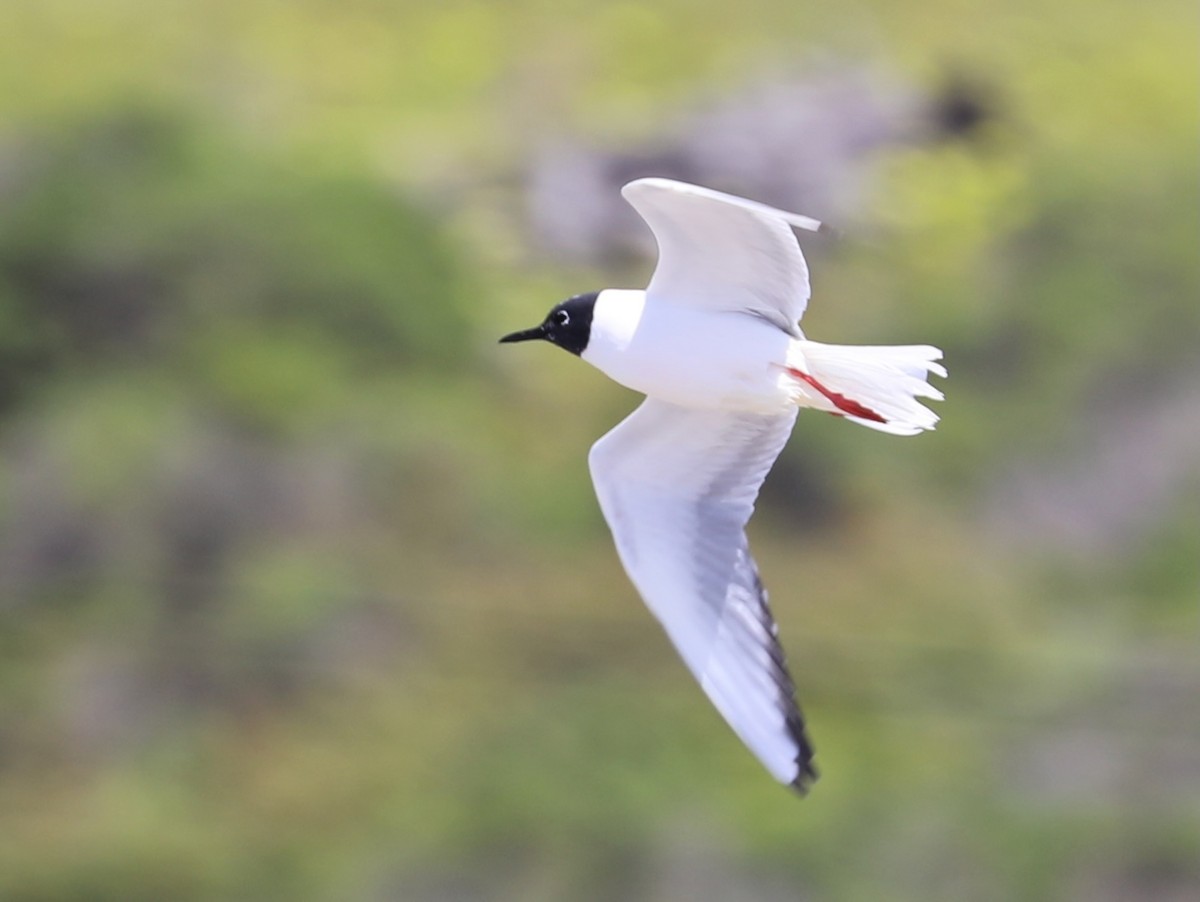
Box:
(583, 290), (945, 435)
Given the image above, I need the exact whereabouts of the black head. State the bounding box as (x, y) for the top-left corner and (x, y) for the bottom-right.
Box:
(499, 291), (598, 357)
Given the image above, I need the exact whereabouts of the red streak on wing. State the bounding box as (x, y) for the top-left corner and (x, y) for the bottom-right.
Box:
(786, 367), (887, 424)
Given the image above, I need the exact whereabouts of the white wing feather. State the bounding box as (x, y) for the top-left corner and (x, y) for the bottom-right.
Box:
(588, 398), (817, 789)
(621, 177), (820, 336)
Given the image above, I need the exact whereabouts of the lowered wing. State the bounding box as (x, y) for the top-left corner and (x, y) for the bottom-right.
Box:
(588, 397), (816, 790)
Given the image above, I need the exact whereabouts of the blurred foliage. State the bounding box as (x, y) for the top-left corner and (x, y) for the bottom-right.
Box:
(0, 109), (470, 421)
(0, 1), (1197, 901)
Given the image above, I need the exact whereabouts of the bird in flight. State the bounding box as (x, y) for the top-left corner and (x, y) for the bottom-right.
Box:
(501, 178), (945, 792)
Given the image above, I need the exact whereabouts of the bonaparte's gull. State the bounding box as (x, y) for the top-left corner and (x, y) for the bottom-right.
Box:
(501, 178), (945, 792)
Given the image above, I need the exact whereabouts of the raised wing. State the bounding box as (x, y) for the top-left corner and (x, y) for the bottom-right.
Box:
(588, 398), (816, 790)
(621, 178), (822, 336)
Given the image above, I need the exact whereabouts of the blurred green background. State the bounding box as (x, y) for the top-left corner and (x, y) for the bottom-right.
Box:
(0, 1), (1197, 900)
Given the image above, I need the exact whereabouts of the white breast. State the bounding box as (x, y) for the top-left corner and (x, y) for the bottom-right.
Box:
(583, 289), (795, 412)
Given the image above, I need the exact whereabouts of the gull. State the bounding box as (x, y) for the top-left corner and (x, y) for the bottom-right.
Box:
(501, 178), (945, 792)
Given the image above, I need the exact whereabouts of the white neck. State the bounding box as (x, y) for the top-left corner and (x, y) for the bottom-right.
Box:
(582, 289), (645, 365)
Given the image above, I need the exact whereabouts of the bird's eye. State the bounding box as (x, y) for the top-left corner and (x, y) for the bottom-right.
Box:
(554, 310), (570, 327)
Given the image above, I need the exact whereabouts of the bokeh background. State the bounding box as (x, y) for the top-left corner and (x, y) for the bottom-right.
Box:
(1, 1), (1197, 899)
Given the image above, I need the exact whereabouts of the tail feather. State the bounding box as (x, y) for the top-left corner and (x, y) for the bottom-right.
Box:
(785, 341), (945, 436)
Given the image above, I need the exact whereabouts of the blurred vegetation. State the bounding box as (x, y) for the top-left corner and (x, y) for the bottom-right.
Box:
(0, 1), (1196, 900)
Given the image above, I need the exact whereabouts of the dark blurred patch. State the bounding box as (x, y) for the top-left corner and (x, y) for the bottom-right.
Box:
(927, 72), (997, 142)
(760, 448), (846, 532)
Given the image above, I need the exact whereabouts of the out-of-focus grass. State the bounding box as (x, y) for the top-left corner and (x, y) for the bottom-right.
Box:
(0, 1), (1196, 900)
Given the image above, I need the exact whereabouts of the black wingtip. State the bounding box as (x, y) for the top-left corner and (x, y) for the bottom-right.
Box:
(785, 706), (818, 796)
(790, 759), (819, 796)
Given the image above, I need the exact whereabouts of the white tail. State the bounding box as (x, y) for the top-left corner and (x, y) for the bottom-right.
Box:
(785, 341), (946, 436)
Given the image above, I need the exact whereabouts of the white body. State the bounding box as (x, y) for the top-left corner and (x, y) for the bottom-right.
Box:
(563, 179), (944, 788)
(585, 287), (944, 433)
(584, 289), (796, 413)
